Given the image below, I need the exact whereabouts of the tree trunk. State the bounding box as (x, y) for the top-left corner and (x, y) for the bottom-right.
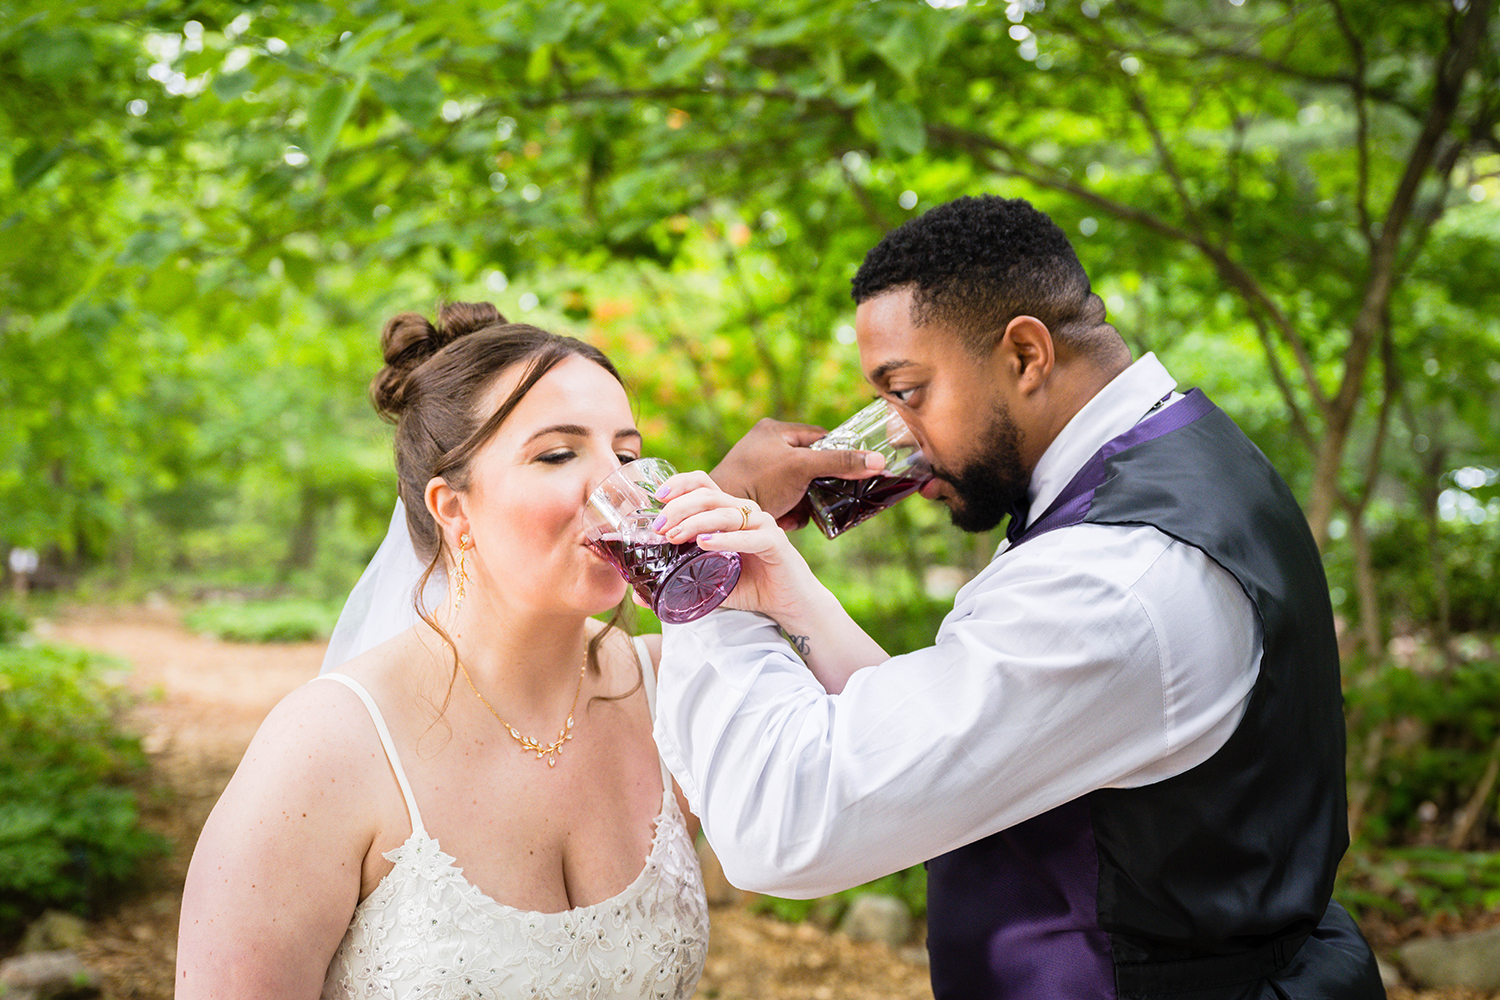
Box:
(279, 483), (321, 584)
(1448, 734), (1500, 850)
(1419, 446), (1456, 669)
(1346, 723), (1386, 843)
(1347, 514), (1383, 664)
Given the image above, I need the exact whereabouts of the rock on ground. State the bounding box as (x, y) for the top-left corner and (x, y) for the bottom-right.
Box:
(21, 912), (90, 954)
(0, 950), (100, 999)
(839, 893), (915, 947)
(1400, 926), (1500, 991)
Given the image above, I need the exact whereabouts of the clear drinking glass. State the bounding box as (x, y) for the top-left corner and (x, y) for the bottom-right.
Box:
(805, 398), (934, 539)
(583, 458), (742, 623)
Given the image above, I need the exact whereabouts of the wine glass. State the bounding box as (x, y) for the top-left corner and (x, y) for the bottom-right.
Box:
(805, 399), (933, 539)
(583, 458), (742, 623)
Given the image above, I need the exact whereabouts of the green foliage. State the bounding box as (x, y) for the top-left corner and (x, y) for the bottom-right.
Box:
(751, 864), (928, 925)
(0, 643), (167, 934)
(0, 604), (28, 645)
(1340, 847), (1500, 923)
(1, 0), (1498, 884)
(1, 0), (1495, 624)
(846, 594), (954, 658)
(1321, 500), (1500, 635)
(5, 0), (1497, 596)
(184, 597), (343, 643)
(1373, 511), (1500, 634)
(1344, 657), (1500, 845)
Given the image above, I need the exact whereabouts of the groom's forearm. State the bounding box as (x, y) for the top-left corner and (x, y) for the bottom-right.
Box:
(772, 581), (887, 695)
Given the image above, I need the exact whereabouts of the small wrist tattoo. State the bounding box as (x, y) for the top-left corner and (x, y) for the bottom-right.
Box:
(788, 634), (811, 656)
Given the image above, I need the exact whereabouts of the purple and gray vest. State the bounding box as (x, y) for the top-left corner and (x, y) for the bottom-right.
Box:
(924, 390), (1383, 1000)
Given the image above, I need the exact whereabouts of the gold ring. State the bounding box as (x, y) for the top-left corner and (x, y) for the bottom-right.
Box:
(737, 506), (751, 531)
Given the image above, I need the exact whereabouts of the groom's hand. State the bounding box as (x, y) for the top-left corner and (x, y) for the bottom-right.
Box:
(711, 418), (885, 530)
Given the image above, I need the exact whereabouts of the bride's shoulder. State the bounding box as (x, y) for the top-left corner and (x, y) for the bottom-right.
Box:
(245, 630), (434, 775)
(200, 670), (395, 848)
(319, 626), (443, 703)
(244, 672), (388, 778)
(189, 672), (398, 896)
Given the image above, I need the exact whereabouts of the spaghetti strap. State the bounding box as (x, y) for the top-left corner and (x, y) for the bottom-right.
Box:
(631, 636), (673, 792)
(634, 635), (658, 718)
(315, 673), (426, 837)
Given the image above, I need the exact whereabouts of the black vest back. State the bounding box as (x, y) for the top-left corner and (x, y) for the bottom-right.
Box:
(924, 392), (1382, 1000)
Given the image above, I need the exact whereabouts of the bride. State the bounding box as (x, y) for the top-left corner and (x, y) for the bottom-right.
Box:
(176, 302), (708, 998)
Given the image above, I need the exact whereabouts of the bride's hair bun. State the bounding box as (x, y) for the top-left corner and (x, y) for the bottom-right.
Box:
(370, 302), (509, 420)
(437, 301), (507, 339)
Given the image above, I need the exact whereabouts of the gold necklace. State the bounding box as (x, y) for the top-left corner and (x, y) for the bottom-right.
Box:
(457, 650), (586, 767)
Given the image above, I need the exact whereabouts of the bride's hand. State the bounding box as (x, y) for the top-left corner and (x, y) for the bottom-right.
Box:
(653, 471), (822, 620)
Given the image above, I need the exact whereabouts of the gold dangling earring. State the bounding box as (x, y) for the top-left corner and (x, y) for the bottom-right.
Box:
(454, 533), (471, 610)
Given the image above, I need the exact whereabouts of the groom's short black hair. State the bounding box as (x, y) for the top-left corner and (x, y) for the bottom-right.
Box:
(852, 195), (1120, 363)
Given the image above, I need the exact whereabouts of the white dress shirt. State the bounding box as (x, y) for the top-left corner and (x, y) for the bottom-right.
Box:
(653, 354), (1262, 898)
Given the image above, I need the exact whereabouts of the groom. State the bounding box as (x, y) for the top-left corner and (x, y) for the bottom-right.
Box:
(667, 194), (1384, 999)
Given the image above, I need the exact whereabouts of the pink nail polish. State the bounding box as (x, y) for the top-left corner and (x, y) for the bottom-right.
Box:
(651, 513), (667, 531)
(654, 484), (672, 499)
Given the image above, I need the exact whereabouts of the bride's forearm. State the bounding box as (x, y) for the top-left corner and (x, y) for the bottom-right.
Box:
(772, 583), (887, 695)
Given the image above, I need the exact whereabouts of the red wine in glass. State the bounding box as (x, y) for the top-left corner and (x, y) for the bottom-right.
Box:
(807, 471), (933, 539)
(585, 524), (742, 624)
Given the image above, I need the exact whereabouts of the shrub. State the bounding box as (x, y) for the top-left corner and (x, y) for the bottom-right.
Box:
(0, 603), (26, 645)
(1339, 847), (1500, 924)
(750, 864), (929, 926)
(1344, 656), (1500, 846)
(0, 643), (167, 935)
(846, 594), (954, 657)
(184, 597), (342, 643)
(1325, 507), (1500, 636)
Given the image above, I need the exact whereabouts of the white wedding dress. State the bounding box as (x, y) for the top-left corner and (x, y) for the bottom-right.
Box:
(316, 637), (709, 1000)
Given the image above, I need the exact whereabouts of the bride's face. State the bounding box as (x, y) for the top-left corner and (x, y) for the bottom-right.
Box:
(460, 354), (640, 616)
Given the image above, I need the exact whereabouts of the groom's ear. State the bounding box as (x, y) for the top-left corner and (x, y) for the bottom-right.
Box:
(425, 476), (469, 549)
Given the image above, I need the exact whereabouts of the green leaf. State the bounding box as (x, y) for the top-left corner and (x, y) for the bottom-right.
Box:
(531, 1), (581, 45)
(861, 98), (925, 156)
(368, 69), (443, 127)
(212, 70), (256, 103)
(128, 128), (175, 148)
(834, 79), (877, 109)
(11, 143), (67, 191)
(306, 74), (366, 169)
(17, 28), (92, 81)
(750, 18), (813, 47)
(330, 13), (406, 74)
(650, 38), (714, 85)
(872, 10), (954, 84)
(527, 43), (553, 84)
(816, 45), (845, 88)
(280, 252), (317, 294)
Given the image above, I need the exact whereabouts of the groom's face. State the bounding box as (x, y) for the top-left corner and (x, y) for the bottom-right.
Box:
(854, 287), (1031, 533)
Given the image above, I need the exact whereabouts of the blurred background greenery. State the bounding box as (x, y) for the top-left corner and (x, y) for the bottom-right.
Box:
(2, 0), (1499, 934)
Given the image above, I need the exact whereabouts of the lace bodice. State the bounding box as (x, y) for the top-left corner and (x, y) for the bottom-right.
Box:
(317, 641), (708, 999)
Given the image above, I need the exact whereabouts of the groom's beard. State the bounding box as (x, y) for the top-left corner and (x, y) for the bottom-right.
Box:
(930, 402), (1029, 534)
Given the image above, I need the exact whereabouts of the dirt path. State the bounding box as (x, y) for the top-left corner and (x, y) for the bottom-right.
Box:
(43, 604), (935, 1000)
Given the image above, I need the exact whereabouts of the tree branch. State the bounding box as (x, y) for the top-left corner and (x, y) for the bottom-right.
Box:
(1328, 0), (1375, 246)
(1328, 0), (1493, 438)
(1123, 81), (1203, 233)
(842, 169), (893, 233)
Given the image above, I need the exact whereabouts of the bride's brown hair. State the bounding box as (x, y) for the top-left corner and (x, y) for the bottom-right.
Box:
(372, 300), (635, 695)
